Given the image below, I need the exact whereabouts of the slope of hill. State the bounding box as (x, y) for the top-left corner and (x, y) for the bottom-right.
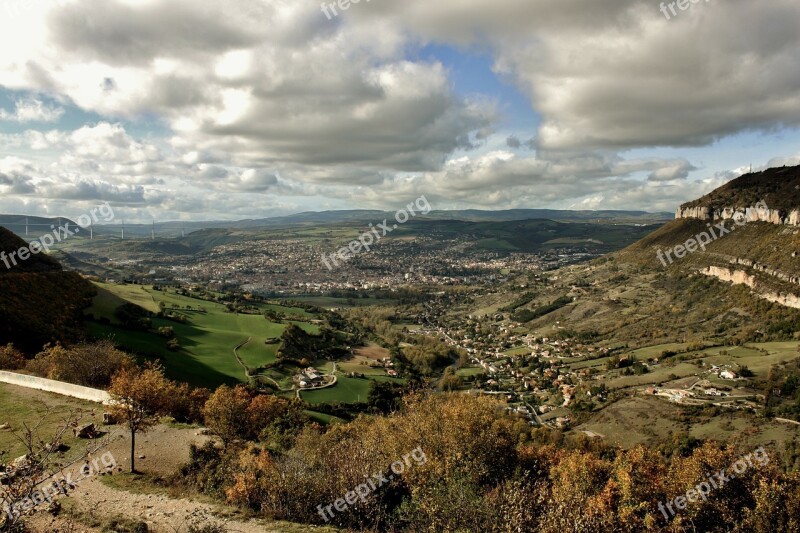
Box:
(622, 167), (800, 311)
(452, 166), (800, 450)
(681, 164), (800, 214)
(478, 165), (800, 348)
(0, 227), (96, 353)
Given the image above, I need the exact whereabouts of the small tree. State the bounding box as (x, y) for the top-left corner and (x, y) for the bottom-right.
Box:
(108, 363), (173, 473)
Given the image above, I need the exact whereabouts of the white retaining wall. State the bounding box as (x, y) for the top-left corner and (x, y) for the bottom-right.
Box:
(0, 371), (110, 403)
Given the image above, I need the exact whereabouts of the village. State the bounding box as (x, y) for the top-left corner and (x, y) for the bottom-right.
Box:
(407, 296), (614, 430)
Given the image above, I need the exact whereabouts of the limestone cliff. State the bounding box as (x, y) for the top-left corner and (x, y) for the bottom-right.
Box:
(700, 265), (800, 310)
(675, 203), (798, 225)
(678, 164), (800, 224)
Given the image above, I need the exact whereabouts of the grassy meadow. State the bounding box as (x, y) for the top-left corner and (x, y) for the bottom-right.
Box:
(85, 282), (401, 405)
(86, 282), (320, 388)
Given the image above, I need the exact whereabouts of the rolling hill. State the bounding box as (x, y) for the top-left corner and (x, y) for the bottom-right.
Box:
(478, 164), (800, 348)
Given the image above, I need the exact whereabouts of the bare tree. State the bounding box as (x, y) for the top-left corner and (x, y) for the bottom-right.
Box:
(1, 407), (118, 531)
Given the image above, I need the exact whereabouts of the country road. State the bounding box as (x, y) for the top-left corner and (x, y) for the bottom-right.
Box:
(232, 337), (252, 378)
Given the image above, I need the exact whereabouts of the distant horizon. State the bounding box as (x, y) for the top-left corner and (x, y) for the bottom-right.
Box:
(0, 206), (675, 227)
(1, 1), (799, 220)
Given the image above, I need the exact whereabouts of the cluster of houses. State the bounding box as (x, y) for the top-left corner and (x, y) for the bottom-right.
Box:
(372, 357), (398, 377)
(296, 367), (325, 389)
(647, 382), (733, 405)
(712, 365), (739, 380)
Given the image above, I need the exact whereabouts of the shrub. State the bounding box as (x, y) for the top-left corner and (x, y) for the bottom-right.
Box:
(0, 343), (25, 370)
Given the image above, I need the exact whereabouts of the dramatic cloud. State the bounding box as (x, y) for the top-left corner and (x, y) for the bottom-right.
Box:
(0, 0), (797, 220)
(0, 0), (492, 174)
(359, 0), (800, 151)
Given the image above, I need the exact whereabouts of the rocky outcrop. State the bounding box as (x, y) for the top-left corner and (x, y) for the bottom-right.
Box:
(676, 206), (712, 220)
(676, 202), (800, 226)
(701, 266), (757, 288)
(762, 292), (800, 309)
(728, 258), (800, 286)
(700, 266), (800, 310)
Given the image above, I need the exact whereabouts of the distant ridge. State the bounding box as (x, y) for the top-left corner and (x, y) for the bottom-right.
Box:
(0, 209), (672, 239)
(159, 208), (672, 228)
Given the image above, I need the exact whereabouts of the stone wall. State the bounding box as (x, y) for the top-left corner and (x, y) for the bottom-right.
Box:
(0, 371), (110, 403)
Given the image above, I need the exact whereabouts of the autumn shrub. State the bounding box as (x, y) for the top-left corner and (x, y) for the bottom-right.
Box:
(168, 383), (210, 424)
(0, 343), (25, 370)
(202, 385), (252, 446)
(179, 441), (235, 499)
(221, 393), (521, 529)
(27, 341), (133, 387)
(183, 392), (800, 532)
(203, 385), (308, 446)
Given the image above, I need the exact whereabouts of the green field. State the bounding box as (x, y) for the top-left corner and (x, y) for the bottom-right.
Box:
(504, 346), (532, 356)
(456, 366), (486, 377)
(600, 342), (800, 390)
(576, 395), (800, 450)
(86, 283), (406, 404)
(87, 283), (321, 388)
(603, 362), (701, 390)
(0, 383), (104, 459)
(88, 283), (161, 323)
(299, 375), (404, 405)
(303, 410), (346, 425)
(260, 302), (313, 317)
(337, 361), (387, 376)
(237, 334), (283, 369)
(299, 376), (371, 404)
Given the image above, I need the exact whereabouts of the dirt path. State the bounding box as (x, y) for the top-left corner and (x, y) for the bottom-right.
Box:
(24, 424), (333, 533)
(233, 337), (253, 379)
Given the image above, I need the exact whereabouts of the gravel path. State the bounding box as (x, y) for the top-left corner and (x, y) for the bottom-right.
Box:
(23, 424), (332, 533)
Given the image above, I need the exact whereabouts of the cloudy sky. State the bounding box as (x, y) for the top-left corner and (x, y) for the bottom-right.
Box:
(0, 0), (799, 222)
